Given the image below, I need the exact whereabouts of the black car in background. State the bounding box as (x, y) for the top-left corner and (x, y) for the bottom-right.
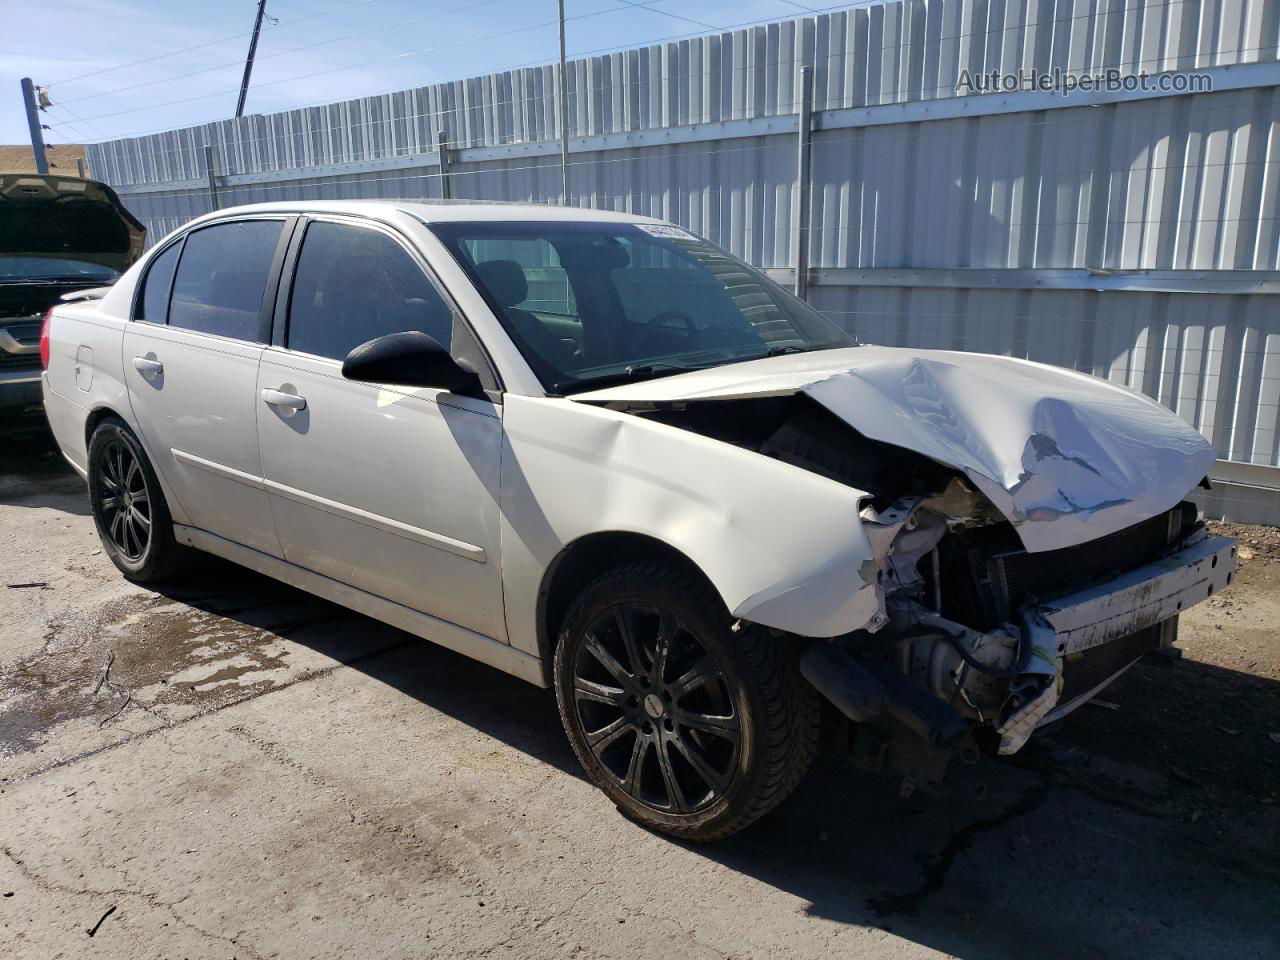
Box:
(1, 173), (144, 433)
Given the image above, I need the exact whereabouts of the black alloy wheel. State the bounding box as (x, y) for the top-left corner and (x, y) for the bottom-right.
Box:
(571, 600), (741, 814)
(554, 561), (819, 841)
(96, 436), (151, 560)
(87, 418), (192, 582)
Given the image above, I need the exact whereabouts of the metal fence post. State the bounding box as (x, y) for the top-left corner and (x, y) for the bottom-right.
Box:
(437, 129), (452, 200)
(558, 0), (571, 205)
(203, 145), (220, 210)
(793, 65), (814, 301)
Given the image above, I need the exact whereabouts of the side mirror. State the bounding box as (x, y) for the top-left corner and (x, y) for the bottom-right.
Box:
(341, 331), (482, 394)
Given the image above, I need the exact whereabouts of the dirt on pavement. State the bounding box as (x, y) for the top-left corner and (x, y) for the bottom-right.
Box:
(2, 431), (1278, 959)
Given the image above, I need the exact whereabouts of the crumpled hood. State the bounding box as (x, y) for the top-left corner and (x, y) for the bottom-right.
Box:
(573, 346), (1216, 552)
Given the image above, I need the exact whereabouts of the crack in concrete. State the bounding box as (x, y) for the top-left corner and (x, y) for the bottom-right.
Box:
(1, 638), (414, 787)
(3, 844), (269, 959)
(225, 722), (362, 818)
(4, 844), (145, 903)
(866, 780), (1051, 917)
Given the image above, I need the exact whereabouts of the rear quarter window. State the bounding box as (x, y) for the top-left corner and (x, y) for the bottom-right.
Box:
(134, 242), (180, 324)
(168, 220), (284, 342)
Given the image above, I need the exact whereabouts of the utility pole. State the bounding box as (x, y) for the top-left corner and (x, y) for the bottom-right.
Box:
(20, 78), (48, 174)
(557, 0), (570, 205)
(236, 0), (269, 118)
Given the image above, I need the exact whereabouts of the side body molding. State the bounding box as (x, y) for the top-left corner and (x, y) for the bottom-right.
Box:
(498, 395), (881, 661)
(171, 447), (487, 562)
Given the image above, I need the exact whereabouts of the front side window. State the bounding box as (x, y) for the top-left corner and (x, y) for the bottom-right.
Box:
(168, 220), (284, 341)
(430, 221), (851, 393)
(286, 221), (453, 361)
(135, 242), (180, 324)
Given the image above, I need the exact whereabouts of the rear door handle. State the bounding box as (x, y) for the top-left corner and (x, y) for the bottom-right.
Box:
(261, 388), (307, 413)
(133, 356), (164, 378)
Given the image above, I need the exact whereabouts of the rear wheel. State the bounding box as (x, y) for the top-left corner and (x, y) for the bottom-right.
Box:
(553, 560), (819, 841)
(88, 419), (191, 582)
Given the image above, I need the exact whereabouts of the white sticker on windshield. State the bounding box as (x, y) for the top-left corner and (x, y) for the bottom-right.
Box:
(635, 223), (697, 241)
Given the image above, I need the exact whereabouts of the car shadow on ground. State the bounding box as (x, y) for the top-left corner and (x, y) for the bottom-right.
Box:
(156, 559), (1280, 958)
(0, 428), (90, 513)
(151, 559), (584, 779)
(9, 430), (1280, 958)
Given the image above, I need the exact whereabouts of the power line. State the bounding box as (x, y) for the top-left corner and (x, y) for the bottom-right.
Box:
(611, 0), (720, 32)
(55, 0), (512, 108)
(46, 0), (390, 87)
(61, 0), (863, 136)
(55, 102), (113, 140)
(47, 103), (113, 143)
(65, 3), (696, 126)
(41, 108), (95, 144)
(58, 0), (1212, 143)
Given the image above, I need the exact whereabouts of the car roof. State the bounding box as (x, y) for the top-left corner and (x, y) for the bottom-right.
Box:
(197, 199), (666, 225)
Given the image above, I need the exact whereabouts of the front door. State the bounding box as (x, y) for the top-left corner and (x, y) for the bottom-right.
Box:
(123, 217), (290, 557)
(256, 218), (506, 641)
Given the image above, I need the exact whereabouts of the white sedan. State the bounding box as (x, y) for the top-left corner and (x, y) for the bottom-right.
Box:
(40, 201), (1235, 840)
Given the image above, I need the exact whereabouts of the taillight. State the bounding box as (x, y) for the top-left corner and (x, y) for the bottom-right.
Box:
(40, 308), (52, 369)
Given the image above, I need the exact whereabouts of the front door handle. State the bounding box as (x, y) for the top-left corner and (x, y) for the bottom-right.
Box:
(261, 388), (307, 413)
(133, 356), (164, 378)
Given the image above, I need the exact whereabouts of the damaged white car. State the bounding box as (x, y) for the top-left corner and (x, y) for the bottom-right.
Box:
(40, 201), (1236, 840)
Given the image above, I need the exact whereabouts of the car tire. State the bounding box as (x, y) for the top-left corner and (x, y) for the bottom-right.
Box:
(553, 560), (819, 841)
(87, 418), (192, 583)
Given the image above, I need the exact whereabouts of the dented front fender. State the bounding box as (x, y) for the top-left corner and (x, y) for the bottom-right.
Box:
(498, 396), (884, 661)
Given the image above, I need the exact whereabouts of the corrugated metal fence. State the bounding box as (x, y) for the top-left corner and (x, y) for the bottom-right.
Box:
(88, 0), (1280, 522)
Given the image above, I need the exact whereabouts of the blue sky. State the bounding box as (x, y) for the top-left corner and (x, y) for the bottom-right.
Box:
(2, 0), (842, 146)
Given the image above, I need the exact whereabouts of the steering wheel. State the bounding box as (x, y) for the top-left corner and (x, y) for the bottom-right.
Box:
(630, 308), (698, 352)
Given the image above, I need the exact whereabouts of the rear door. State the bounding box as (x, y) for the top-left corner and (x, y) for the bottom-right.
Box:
(123, 216), (291, 557)
(256, 217), (507, 640)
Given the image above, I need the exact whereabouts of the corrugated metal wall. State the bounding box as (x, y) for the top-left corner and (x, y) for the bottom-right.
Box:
(89, 0), (1280, 185)
(87, 0), (1280, 520)
(807, 87), (1280, 271)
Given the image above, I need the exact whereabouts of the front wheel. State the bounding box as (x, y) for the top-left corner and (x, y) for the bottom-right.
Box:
(87, 418), (192, 583)
(553, 560), (819, 841)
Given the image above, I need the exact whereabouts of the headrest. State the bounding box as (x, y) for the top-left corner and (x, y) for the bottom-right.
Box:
(475, 259), (528, 308)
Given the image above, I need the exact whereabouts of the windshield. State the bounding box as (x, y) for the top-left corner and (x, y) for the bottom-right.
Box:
(429, 221), (852, 393)
(0, 257), (118, 282)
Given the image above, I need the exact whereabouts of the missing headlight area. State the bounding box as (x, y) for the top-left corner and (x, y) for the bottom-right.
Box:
(638, 394), (956, 508)
(630, 393), (1236, 789)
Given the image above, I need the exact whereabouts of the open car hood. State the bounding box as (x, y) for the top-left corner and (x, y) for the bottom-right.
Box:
(0, 174), (145, 272)
(572, 346), (1216, 552)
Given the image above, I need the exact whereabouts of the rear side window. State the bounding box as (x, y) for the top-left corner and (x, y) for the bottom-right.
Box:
(286, 221), (453, 361)
(135, 242), (180, 324)
(168, 220), (284, 341)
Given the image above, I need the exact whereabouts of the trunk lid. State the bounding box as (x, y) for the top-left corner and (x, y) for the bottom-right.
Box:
(0, 173), (145, 272)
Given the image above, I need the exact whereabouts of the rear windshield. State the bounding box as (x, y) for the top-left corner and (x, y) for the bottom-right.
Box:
(429, 221), (850, 393)
(0, 257), (117, 281)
